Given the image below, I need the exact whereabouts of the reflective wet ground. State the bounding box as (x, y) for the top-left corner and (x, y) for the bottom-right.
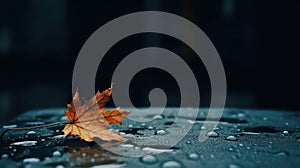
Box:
(1, 108), (300, 168)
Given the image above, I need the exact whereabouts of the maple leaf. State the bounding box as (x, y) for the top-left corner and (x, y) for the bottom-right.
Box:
(62, 87), (130, 142)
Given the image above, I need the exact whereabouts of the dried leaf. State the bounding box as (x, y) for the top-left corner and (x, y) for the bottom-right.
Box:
(62, 87), (130, 142)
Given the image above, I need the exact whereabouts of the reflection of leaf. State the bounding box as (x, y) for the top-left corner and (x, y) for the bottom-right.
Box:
(67, 146), (119, 167)
(62, 88), (130, 142)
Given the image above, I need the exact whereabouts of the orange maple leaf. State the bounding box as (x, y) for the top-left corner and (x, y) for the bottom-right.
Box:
(62, 87), (130, 142)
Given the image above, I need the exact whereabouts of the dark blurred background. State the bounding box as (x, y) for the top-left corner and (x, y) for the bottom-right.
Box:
(0, 0), (299, 123)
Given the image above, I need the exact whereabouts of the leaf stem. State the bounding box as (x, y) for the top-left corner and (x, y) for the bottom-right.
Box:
(0, 121), (71, 140)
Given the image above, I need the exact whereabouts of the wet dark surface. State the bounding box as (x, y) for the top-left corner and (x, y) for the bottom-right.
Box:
(1, 108), (300, 168)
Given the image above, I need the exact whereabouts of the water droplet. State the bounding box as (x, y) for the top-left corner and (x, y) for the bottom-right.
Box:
(206, 131), (219, 137)
(44, 157), (51, 162)
(226, 135), (237, 141)
(263, 117), (267, 121)
(119, 144), (134, 148)
(241, 132), (261, 135)
(52, 151), (62, 157)
(148, 126), (154, 130)
(229, 148), (234, 151)
(25, 121), (45, 126)
(237, 113), (246, 117)
(1, 154), (8, 159)
(27, 131), (36, 135)
(238, 143), (244, 147)
(229, 163), (241, 168)
(153, 114), (165, 120)
(162, 160), (182, 168)
(142, 147), (173, 154)
(3, 124), (17, 128)
(56, 165), (65, 168)
(201, 126), (206, 130)
(140, 155), (157, 164)
(124, 134), (135, 138)
(188, 153), (199, 160)
(11, 141), (37, 147)
(82, 153), (86, 157)
(275, 151), (288, 157)
(283, 130), (289, 134)
(55, 130), (60, 133)
(23, 158), (40, 163)
(246, 146), (251, 150)
(141, 123), (146, 127)
(91, 158), (96, 163)
(13, 149), (17, 152)
(187, 120), (195, 124)
(128, 124), (133, 128)
(51, 135), (65, 139)
(60, 115), (67, 121)
(285, 122), (289, 126)
(157, 130), (166, 135)
(186, 140), (191, 144)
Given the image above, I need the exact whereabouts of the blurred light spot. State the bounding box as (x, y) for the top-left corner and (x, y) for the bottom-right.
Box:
(222, 0), (236, 20)
(0, 27), (12, 54)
